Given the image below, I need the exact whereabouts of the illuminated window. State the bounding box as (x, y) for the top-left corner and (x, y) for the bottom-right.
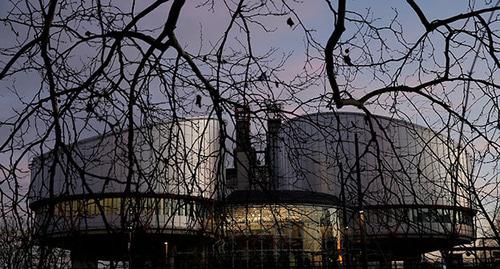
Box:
(163, 198), (170, 215)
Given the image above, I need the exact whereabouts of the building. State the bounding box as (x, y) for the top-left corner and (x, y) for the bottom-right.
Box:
(265, 112), (475, 268)
(29, 118), (222, 268)
(29, 110), (475, 269)
(449, 237), (500, 268)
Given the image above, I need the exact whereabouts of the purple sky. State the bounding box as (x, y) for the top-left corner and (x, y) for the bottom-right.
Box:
(0, 0), (497, 182)
(0, 0), (489, 120)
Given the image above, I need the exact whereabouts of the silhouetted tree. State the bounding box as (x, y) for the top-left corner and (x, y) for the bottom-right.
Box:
(0, 0), (499, 268)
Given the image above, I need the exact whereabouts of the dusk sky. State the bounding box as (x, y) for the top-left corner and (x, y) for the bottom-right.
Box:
(0, 0), (497, 184)
(0, 0), (492, 119)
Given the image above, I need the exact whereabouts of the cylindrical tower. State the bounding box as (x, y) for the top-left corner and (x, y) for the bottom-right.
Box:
(29, 118), (222, 268)
(275, 112), (475, 263)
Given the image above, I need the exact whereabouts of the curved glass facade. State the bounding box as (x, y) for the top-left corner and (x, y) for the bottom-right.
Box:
(360, 206), (474, 240)
(32, 196), (215, 235)
(223, 203), (345, 269)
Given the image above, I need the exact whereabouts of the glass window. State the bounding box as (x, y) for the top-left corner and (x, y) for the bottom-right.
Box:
(162, 198), (169, 215)
(184, 201), (190, 216)
(189, 202), (194, 217)
(178, 201), (184, 216)
(171, 199), (177, 215)
(226, 204), (342, 269)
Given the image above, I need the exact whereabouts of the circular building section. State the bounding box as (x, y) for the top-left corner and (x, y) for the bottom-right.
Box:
(223, 190), (347, 269)
(29, 118), (222, 268)
(274, 112), (475, 262)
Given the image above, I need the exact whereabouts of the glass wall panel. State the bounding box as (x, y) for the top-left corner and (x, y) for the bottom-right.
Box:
(225, 204), (344, 269)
